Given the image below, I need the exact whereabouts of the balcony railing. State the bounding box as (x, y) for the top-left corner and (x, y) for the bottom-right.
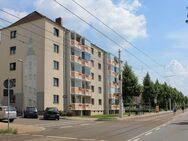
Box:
(110, 105), (120, 110)
(71, 87), (91, 96)
(71, 103), (92, 110)
(71, 40), (82, 49)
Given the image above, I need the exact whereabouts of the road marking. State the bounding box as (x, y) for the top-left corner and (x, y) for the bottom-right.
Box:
(60, 125), (73, 128)
(32, 135), (44, 137)
(132, 138), (140, 141)
(47, 136), (77, 140)
(162, 124), (166, 127)
(20, 134), (30, 136)
(99, 140), (108, 141)
(80, 139), (96, 141)
(79, 123), (90, 126)
(145, 132), (152, 136)
(155, 127), (160, 131)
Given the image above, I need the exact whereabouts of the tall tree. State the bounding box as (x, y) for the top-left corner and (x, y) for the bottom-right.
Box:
(122, 62), (141, 104)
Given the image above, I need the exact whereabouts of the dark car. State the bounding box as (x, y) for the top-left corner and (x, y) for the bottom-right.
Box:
(43, 107), (59, 120)
(24, 107), (38, 118)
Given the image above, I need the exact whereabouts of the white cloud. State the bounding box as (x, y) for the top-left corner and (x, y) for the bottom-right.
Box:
(34, 0), (147, 41)
(0, 8), (28, 27)
(165, 59), (188, 95)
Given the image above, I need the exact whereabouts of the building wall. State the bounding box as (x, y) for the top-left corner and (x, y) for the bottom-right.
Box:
(90, 45), (104, 115)
(0, 18), (64, 111)
(43, 19), (64, 110)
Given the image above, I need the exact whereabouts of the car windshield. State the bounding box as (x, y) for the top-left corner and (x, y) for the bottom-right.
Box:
(26, 107), (37, 111)
(4, 106), (16, 111)
(46, 108), (58, 112)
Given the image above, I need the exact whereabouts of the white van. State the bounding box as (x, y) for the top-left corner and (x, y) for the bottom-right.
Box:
(0, 106), (17, 122)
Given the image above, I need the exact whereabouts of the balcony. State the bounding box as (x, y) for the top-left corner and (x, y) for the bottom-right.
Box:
(71, 55), (82, 64)
(71, 71), (82, 79)
(110, 105), (120, 110)
(82, 45), (91, 53)
(82, 74), (91, 81)
(71, 103), (92, 110)
(71, 40), (82, 50)
(71, 87), (92, 96)
(82, 60), (90, 67)
(109, 82), (119, 88)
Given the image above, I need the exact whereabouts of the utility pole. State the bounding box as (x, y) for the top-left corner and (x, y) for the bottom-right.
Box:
(7, 78), (10, 130)
(119, 49), (123, 118)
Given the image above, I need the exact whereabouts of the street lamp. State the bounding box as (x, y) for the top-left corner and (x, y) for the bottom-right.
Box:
(17, 59), (24, 113)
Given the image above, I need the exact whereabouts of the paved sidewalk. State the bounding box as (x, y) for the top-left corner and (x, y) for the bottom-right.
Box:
(0, 122), (45, 134)
(63, 110), (175, 121)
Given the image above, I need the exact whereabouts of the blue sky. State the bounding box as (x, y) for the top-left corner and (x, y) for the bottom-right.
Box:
(0, 0), (188, 95)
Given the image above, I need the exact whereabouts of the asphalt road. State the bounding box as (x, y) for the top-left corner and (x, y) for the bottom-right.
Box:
(0, 111), (187, 141)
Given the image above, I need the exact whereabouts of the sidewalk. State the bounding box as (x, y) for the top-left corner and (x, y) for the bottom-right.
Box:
(63, 110), (174, 121)
(0, 122), (44, 134)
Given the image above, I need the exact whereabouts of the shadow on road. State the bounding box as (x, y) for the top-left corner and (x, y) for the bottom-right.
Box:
(171, 121), (188, 125)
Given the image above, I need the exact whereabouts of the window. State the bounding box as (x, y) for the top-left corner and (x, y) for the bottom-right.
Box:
(53, 44), (59, 53)
(82, 81), (90, 89)
(71, 47), (81, 57)
(53, 95), (59, 104)
(82, 52), (91, 61)
(98, 51), (101, 58)
(10, 62), (16, 71)
(71, 62), (82, 72)
(99, 99), (102, 105)
(10, 79), (16, 87)
(10, 46), (16, 55)
(91, 85), (94, 92)
(98, 87), (102, 93)
(10, 30), (16, 38)
(53, 27), (59, 37)
(98, 63), (101, 70)
(82, 66), (91, 76)
(53, 60), (59, 70)
(53, 78), (59, 87)
(92, 99), (94, 105)
(91, 73), (94, 80)
(71, 78), (82, 87)
(98, 75), (102, 81)
(91, 60), (94, 67)
(91, 48), (94, 54)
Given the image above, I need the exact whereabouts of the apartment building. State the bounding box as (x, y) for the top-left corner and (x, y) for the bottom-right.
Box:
(0, 11), (120, 115)
(0, 11), (64, 112)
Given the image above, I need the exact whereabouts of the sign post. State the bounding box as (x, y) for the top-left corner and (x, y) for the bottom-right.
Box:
(3, 78), (14, 130)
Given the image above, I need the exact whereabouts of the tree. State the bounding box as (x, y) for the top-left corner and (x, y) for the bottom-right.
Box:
(122, 62), (141, 105)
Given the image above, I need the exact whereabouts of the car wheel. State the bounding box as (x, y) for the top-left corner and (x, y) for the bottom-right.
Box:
(9, 119), (14, 122)
(57, 117), (59, 120)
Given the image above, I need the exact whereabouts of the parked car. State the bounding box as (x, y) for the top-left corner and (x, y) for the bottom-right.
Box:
(24, 107), (38, 118)
(0, 106), (17, 122)
(43, 107), (59, 120)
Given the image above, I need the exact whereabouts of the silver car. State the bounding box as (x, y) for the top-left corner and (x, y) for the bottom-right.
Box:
(0, 106), (17, 122)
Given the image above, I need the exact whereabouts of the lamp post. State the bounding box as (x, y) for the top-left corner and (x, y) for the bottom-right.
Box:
(17, 59), (24, 113)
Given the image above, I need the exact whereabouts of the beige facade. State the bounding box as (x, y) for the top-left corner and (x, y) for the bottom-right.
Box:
(0, 12), (64, 112)
(0, 11), (120, 115)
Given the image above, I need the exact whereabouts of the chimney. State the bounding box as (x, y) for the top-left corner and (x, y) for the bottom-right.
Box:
(55, 17), (62, 26)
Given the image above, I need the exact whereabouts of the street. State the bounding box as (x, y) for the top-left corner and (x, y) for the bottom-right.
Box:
(1, 111), (187, 141)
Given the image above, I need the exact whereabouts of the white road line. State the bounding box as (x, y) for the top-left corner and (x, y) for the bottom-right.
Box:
(80, 139), (96, 141)
(145, 132), (152, 136)
(132, 138), (140, 141)
(99, 140), (108, 141)
(155, 127), (160, 131)
(47, 136), (77, 140)
(60, 125), (73, 128)
(20, 134), (30, 136)
(79, 123), (90, 126)
(32, 135), (44, 137)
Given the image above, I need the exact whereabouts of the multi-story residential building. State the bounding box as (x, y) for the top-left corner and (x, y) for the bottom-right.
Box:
(0, 11), (120, 115)
(0, 11), (64, 112)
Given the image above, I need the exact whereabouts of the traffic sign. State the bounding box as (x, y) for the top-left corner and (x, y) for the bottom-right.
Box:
(3, 79), (14, 89)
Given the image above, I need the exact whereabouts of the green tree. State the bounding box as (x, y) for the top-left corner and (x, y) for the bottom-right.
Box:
(122, 62), (141, 104)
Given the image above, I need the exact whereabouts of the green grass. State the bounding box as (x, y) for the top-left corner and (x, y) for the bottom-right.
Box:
(0, 128), (17, 135)
(91, 114), (118, 121)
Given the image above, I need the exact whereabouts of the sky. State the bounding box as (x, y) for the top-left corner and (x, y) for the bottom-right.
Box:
(0, 0), (188, 95)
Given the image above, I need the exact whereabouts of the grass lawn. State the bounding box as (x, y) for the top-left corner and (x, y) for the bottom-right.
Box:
(0, 128), (17, 135)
